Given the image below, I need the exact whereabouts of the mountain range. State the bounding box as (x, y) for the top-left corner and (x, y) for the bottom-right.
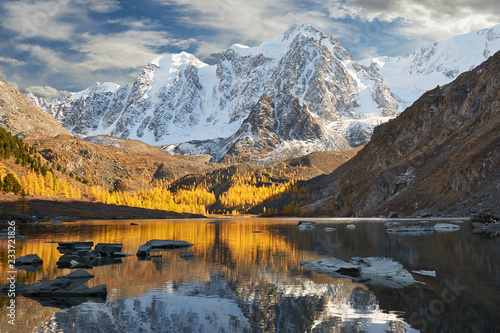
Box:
(1, 24), (499, 217)
(36, 24), (500, 164)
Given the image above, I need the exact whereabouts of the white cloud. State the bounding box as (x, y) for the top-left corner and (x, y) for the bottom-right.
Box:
(77, 0), (121, 13)
(326, 0), (500, 40)
(72, 31), (197, 72)
(1, 0), (76, 41)
(17, 44), (74, 72)
(155, 0), (349, 57)
(24, 85), (69, 100)
(1, 0), (120, 42)
(0, 56), (25, 66)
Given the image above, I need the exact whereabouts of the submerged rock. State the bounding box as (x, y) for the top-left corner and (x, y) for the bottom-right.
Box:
(433, 223), (460, 232)
(346, 224), (356, 230)
(324, 227), (336, 232)
(57, 255), (122, 269)
(386, 222), (434, 237)
(302, 256), (417, 288)
(180, 251), (194, 260)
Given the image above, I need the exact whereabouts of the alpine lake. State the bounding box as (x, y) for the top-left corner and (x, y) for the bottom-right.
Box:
(1, 218), (499, 332)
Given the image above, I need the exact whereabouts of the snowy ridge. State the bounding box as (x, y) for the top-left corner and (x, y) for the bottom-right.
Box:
(360, 24), (500, 111)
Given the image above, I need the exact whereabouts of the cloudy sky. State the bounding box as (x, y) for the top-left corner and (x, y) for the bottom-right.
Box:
(0, 0), (498, 100)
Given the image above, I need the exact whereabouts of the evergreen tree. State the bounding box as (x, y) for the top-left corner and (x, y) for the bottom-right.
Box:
(3, 173), (21, 194)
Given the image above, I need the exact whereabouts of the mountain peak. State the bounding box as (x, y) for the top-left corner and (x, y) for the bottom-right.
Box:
(229, 24), (330, 60)
(150, 51), (207, 69)
(280, 24), (325, 41)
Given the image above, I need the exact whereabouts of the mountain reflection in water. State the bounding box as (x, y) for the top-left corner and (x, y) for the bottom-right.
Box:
(0, 218), (499, 332)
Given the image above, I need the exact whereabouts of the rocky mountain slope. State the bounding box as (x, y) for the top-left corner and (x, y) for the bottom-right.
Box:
(309, 50), (500, 217)
(27, 134), (214, 191)
(41, 24), (396, 163)
(0, 78), (70, 139)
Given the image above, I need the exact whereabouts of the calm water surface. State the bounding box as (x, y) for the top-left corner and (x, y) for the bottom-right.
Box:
(0, 218), (499, 332)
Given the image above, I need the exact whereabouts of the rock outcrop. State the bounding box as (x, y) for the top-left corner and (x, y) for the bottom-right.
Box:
(0, 78), (71, 138)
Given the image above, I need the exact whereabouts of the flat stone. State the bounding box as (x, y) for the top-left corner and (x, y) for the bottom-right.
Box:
(144, 239), (194, 249)
(137, 245), (152, 256)
(15, 254), (43, 265)
(386, 222), (434, 237)
(346, 224), (356, 229)
(95, 243), (123, 256)
(324, 227), (336, 232)
(57, 242), (94, 255)
(433, 223), (460, 232)
(302, 256), (417, 288)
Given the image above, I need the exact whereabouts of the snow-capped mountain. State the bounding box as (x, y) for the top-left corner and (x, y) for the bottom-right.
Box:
(43, 24), (500, 163)
(360, 24), (500, 111)
(44, 24), (396, 163)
